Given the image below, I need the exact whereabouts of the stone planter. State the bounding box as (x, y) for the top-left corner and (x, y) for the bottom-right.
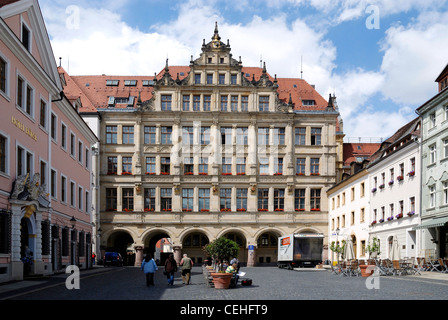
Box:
(211, 272), (233, 289)
(360, 265), (374, 277)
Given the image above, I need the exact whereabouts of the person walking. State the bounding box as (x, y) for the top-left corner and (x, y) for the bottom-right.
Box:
(141, 253), (158, 286)
(164, 254), (177, 286)
(180, 253), (192, 285)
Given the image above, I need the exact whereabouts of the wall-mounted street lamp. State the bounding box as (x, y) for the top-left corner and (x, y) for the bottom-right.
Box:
(70, 216), (76, 229)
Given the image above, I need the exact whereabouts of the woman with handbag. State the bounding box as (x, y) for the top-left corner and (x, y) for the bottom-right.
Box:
(164, 254), (177, 286)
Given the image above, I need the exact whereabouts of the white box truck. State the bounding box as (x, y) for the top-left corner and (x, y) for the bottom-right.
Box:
(278, 233), (324, 269)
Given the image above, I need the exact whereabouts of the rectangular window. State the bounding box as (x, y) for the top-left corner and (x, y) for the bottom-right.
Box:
(0, 56), (7, 94)
(182, 188), (194, 211)
(22, 23), (31, 51)
(85, 190), (90, 213)
(122, 188), (134, 211)
(61, 175), (66, 203)
(39, 99), (47, 128)
(144, 126), (156, 144)
(78, 186), (83, 210)
(219, 74), (225, 84)
(259, 157), (269, 175)
(207, 74), (213, 85)
(161, 188), (172, 211)
(78, 141), (83, 163)
(17, 76), (24, 108)
(198, 188), (210, 211)
(182, 126), (194, 145)
(184, 157), (193, 175)
(221, 127), (232, 145)
(194, 74), (201, 84)
(145, 157), (155, 175)
(0, 134), (7, 174)
(231, 96), (238, 112)
(231, 74), (237, 85)
(274, 189), (284, 211)
(429, 185), (436, 207)
(310, 189), (321, 211)
(310, 158), (320, 175)
(199, 157), (208, 174)
(274, 158), (283, 175)
(222, 157), (232, 175)
(106, 126), (117, 144)
(311, 128), (321, 145)
(430, 144), (437, 164)
(25, 84), (33, 115)
(161, 157), (170, 174)
(61, 124), (67, 149)
(273, 128), (285, 145)
(70, 181), (75, 207)
(236, 188), (247, 211)
(50, 169), (56, 198)
(203, 95), (211, 111)
(220, 188), (232, 211)
(193, 95), (200, 111)
(220, 95), (228, 111)
(296, 158), (305, 175)
(259, 96), (269, 112)
(40, 160), (47, 188)
(161, 126), (172, 144)
(258, 188), (269, 211)
(182, 95), (190, 111)
(236, 128), (248, 145)
(51, 113), (57, 141)
(430, 112), (436, 128)
(161, 95), (172, 110)
(122, 156), (132, 174)
(200, 127), (210, 145)
(107, 156), (117, 175)
(106, 188), (117, 211)
(144, 188), (156, 211)
(241, 96), (248, 112)
(70, 133), (75, 157)
(258, 128), (269, 145)
(122, 126), (134, 144)
(236, 157), (246, 175)
(295, 189), (305, 211)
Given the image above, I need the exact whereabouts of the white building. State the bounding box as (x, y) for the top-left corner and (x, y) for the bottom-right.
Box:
(327, 162), (371, 261)
(368, 117), (422, 260)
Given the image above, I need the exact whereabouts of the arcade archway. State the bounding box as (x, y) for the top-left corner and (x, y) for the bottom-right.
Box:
(105, 231), (135, 266)
(222, 231), (247, 265)
(143, 231), (171, 266)
(256, 231), (280, 265)
(181, 232), (209, 265)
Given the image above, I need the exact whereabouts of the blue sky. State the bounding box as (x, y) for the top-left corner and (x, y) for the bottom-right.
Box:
(39, 0), (448, 140)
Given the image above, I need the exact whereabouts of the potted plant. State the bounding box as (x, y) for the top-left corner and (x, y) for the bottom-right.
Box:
(204, 237), (239, 289)
(329, 240), (345, 264)
(361, 237), (381, 277)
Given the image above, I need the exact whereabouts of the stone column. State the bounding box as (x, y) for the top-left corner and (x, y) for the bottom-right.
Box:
(246, 245), (256, 267)
(173, 246), (182, 265)
(134, 245), (144, 267)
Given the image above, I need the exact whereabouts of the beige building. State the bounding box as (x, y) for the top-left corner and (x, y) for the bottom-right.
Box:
(62, 24), (343, 267)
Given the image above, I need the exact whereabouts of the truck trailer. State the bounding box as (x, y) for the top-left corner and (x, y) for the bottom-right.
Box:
(278, 233), (324, 269)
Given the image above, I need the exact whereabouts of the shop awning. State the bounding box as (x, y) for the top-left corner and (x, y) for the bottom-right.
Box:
(413, 216), (448, 230)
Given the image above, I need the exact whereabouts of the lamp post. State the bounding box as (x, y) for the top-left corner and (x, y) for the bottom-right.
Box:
(335, 228), (340, 263)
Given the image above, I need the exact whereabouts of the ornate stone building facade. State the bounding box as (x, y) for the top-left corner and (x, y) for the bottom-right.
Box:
(63, 24), (343, 266)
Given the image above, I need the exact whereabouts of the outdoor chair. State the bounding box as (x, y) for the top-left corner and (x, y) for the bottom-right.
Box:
(377, 259), (392, 276)
(408, 258), (421, 275)
(349, 260), (360, 277)
(417, 258), (429, 271)
(438, 258), (448, 273)
(392, 260), (404, 276)
(444, 259), (448, 273)
(330, 263), (340, 275)
(428, 259), (441, 272)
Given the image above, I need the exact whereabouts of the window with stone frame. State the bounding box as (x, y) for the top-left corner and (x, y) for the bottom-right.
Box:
(258, 188), (269, 211)
(220, 188), (232, 211)
(161, 188), (172, 211)
(122, 188), (134, 211)
(144, 188), (155, 211)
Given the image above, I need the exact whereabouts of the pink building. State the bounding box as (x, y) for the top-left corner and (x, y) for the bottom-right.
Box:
(0, 0), (98, 282)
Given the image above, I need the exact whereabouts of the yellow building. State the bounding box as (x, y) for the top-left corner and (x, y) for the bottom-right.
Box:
(61, 24), (343, 267)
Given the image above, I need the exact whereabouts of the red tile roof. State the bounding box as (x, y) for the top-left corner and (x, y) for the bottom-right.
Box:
(343, 143), (381, 167)
(61, 65), (331, 112)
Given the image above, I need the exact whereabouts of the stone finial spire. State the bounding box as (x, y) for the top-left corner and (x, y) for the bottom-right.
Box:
(212, 21), (221, 41)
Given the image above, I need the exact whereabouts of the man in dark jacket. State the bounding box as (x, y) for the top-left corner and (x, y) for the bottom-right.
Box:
(164, 254), (177, 286)
(180, 253), (192, 285)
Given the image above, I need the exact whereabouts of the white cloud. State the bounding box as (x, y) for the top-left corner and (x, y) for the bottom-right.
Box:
(379, 11), (448, 105)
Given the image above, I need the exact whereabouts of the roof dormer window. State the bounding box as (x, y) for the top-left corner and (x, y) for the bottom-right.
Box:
(106, 80), (119, 86)
(124, 80), (137, 86)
